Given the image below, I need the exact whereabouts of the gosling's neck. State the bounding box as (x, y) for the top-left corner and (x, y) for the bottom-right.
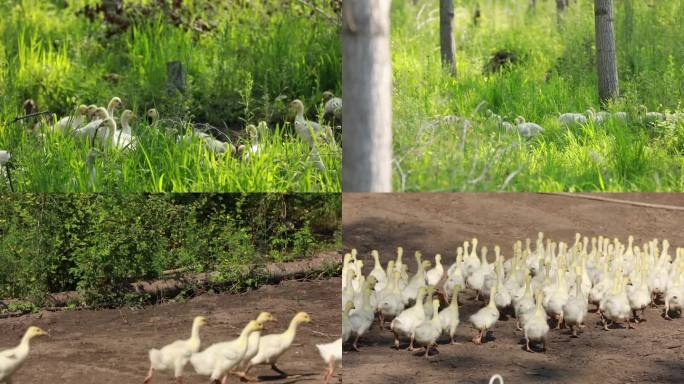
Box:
(450, 291), (459, 308)
(239, 325), (256, 341)
(122, 118), (131, 134)
(189, 322), (203, 344)
(107, 102), (118, 118)
(283, 318), (303, 341)
(20, 332), (37, 348)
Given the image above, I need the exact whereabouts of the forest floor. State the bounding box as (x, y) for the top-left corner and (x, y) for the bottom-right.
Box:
(342, 193), (684, 384)
(0, 278), (341, 384)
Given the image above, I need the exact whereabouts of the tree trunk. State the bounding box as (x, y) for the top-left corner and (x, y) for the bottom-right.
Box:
(556, 0), (566, 12)
(556, 0), (567, 23)
(342, 0), (393, 192)
(101, 0), (129, 33)
(440, 0), (457, 74)
(473, 2), (481, 26)
(167, 61), (187, 93)
(594, 0), (620, 103)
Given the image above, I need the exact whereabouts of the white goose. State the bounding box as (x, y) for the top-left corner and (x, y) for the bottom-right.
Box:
(391, 286), (427, 350)
(290, 99), (334, 146)
(72, 107), (110, 141)
(144, 316), (207, 384)
(374, 260), (394, 292)
(558, 112), (587, 127)
(349, 288), (374, 350)
(322, 91), (342, 122)
(463, 239), (481, 275)
(238, 124), (261, 159)
(514, 116), (544, 137)
(599, 272), (632, 330)
(439, 285), (461, 344)
(563, 273), (588, 337)
(523, 292), (550, 352)
(543, 267), (569, 329)
(247, 312), (312, 378)
(369, 250), (388, 288)
(443, 249), (465, 302)
(469, 285), (500, 345)
(413, 299), (442, 358)
(664, 274), (684, 320)
(315, 338), (342, 384)
(377, 271), (404, 328)
(55, 104), (89, 133)
(425, 254), (444, 287)
(232, 312), (277, 381)
(467, 246), (493, 300)
(106, 96), (123, 118)
(0, 326), (49, 382)
(401, 254), (429, 305)
(627, 260), (651, 323)
(188, 320), (263, 383)
(111, 110), (137, 149)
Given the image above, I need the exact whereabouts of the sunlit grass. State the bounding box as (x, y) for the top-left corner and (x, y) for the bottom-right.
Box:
(0, 0), (341, 192)
(391, 0), (684, 191)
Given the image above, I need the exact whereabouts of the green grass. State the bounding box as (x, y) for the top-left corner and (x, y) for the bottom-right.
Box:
(0, 0), (341, 192)
(391, 0), (684, 191)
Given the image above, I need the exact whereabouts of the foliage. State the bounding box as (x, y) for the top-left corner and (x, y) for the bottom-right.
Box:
(391, 0), (684, 191)
(0, 193), (341, 307)
(0, 0), (341, 191)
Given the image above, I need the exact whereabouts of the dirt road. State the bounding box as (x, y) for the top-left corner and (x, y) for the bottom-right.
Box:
(1, 278), (341, 384)
(342, 193), (684, 384)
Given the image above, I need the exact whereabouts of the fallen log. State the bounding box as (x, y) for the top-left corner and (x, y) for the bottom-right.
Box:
(0, 310), (31, 319)
(39, 250), (340, 307)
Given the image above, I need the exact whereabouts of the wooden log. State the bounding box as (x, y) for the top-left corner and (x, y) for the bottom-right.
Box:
(35, 251), (340, 308)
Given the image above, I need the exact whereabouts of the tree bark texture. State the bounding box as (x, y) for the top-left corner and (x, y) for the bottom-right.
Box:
(594, 0), (620, 103)
(556, 0), (567, 12)
(167, 61), (187, 93)
(342, 0), (393, 192)
(440, 0), (457, 74)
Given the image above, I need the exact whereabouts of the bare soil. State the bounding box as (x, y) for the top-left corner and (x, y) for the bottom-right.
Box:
(342, 193), (684, 384)
(0, 278), (341, 384)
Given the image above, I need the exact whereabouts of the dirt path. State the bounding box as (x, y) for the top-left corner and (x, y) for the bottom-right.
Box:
(1, 278), (341, 384)
(342, 193), (684, 384)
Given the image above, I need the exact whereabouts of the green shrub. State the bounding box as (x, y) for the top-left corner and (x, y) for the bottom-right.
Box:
(0, 193), (340, 308)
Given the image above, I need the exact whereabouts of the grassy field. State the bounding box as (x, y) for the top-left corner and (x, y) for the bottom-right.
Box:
(391, 0), (684, 191)
(0, 0), (341, 192)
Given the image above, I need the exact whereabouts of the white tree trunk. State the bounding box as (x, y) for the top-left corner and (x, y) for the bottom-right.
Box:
(440, 0), (457, 74)
(594, 0), (620, 103)
(342, 0), (393, 192)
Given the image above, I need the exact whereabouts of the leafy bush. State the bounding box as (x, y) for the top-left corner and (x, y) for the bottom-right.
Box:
(0, 193), (340, 307)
